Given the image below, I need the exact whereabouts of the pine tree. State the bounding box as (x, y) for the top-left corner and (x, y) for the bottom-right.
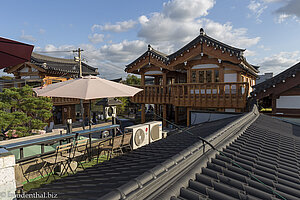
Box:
(0, 85), (53, 139)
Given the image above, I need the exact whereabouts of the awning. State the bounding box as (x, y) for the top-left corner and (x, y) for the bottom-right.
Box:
(0, 37), (34, 69)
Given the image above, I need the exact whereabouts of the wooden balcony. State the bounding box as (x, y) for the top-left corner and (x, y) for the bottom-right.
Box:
(132, 82), (249, 108)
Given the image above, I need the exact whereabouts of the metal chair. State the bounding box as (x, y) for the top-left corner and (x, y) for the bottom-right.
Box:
(71, 138), (89, 171)
(121, 133), (132, 152)
(42, 143), (72, 181)
(19, 158), (46, 183)
(96, 135), (123, 163)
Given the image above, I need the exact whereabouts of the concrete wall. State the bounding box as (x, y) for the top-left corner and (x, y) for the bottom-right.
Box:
(191, 112), (239, 125)
(0, 148), (16, 200)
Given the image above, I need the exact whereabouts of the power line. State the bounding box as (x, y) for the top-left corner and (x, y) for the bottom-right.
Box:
(34, 50), (74, 53)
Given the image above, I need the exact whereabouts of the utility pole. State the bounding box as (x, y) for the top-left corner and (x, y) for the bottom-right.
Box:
(74, 48), (85, 129)
(73, 48), (84, 78)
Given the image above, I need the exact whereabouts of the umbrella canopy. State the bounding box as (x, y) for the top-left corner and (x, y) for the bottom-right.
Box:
(0, 37), (34, 69)
(33, 75), (142, 100)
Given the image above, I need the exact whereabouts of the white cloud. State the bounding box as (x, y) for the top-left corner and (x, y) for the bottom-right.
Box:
(244, 50), (256, 57)
(247, 0), (268, 23)
(275, 0), (300, 22)
(91, 24), (101, 32)
(20, 30), (37, 43)
(259, 51), (300, 75)
(88, 33), (105, 44)
(94, 20), (137, 33)
(162, 0), (215, 20)
(138, 0), (260, 54)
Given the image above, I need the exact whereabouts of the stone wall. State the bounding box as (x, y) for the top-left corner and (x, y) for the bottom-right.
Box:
(0, 148), (16, 200)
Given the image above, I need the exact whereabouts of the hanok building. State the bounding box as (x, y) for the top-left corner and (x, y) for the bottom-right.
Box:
(253, 61), (300, 117)
(126, 29), (259, 127)
(4, 52), (99, 124)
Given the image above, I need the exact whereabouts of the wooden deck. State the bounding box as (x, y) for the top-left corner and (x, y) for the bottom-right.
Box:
(132, 82), (249, 108)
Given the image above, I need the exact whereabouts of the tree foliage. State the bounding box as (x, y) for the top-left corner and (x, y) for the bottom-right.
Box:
(124, 75), (140, 85)
(0, 85), (53, 138)
(117, 75), (141, 115)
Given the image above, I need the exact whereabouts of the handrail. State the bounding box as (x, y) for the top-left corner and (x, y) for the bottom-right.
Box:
(132, 82), (249, 108)
(0, 125), (119, 162)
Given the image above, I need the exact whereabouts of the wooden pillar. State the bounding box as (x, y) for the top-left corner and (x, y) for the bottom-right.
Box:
(187, 107), (191, 127)
(175, 106), (179, 124)
(141, 104), (145, 123)
(187, 68), (191, 83)
(162, 104), (167, 127)
(272, 97), (277, 114)
(141, 73), (145, 86)
(219, 64), (224, 82)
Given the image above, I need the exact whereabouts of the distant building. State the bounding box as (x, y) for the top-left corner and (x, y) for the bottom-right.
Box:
(253, 62), (300, 116)
(125, 28), (259, 127)
(256, 72), (273, 84)
(3, 52), (99, 124)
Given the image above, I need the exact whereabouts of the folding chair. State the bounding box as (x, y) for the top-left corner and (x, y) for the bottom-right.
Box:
(71, 138), (89, 171)
(121, 133), (132, 152)
(19, 158), (46, 183)
(96, 135), (124, 163)
(96, 138), (111, 164)
(43, 143), (72, 181)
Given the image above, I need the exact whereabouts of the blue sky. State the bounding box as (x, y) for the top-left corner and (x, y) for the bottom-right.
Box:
(1, 0), (300, 79)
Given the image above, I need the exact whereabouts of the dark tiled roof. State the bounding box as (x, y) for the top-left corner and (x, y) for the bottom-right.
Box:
(125, 30), (258, 75)
(253, 61), (300, 93)
(29, 116), (241, 200)
(30, 52), (99, 76)
(171, 115), (300, 200)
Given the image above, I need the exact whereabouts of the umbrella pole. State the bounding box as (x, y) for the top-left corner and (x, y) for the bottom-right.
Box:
(89, 99), (92, 130)
(80, 99), (85, 130)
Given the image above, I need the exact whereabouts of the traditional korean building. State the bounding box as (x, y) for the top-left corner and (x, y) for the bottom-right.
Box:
(253, 61), (300, 117)
(4, 52), (99, 124)
(126, 28), (259, 127)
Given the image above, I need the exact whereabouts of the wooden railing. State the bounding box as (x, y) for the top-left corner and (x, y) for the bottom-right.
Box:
(132, 82), (249, 108)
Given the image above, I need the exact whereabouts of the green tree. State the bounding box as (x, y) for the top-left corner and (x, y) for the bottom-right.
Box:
(0, 85), (53, 139)
(117, 75), (141, 115)
(125, 75), (141, 85)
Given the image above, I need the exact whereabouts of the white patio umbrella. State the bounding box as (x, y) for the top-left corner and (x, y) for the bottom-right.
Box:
(33, 75), (142, 129)
(34, 75), (142, 100)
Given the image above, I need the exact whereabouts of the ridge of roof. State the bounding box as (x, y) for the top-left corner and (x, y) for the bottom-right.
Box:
(168, 32), (245, 61)
(253, 61), (300, 92)
(126, 29), (251, 72)
(31, 52), (77, 64)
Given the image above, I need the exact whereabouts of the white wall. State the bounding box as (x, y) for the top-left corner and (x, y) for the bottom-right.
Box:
(276, 96), (300, 109)
(0, 149), (16, 200)
(224, 73), (237, 82)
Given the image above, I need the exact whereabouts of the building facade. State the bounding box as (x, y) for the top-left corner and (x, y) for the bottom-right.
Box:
(126, 29), (259, 127)
(4, 52), (99, 124)
(253, 61), (300, 117)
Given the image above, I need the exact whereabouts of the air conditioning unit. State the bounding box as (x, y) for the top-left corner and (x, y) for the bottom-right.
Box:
(105, 106), (117, 118)
(124, 124), (149, 150)
(144, 121), (163, 143)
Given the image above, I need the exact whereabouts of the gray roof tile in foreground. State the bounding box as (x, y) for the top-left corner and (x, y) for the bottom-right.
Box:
(29, 116), (241, 200)
(174, 115), (300, 200)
